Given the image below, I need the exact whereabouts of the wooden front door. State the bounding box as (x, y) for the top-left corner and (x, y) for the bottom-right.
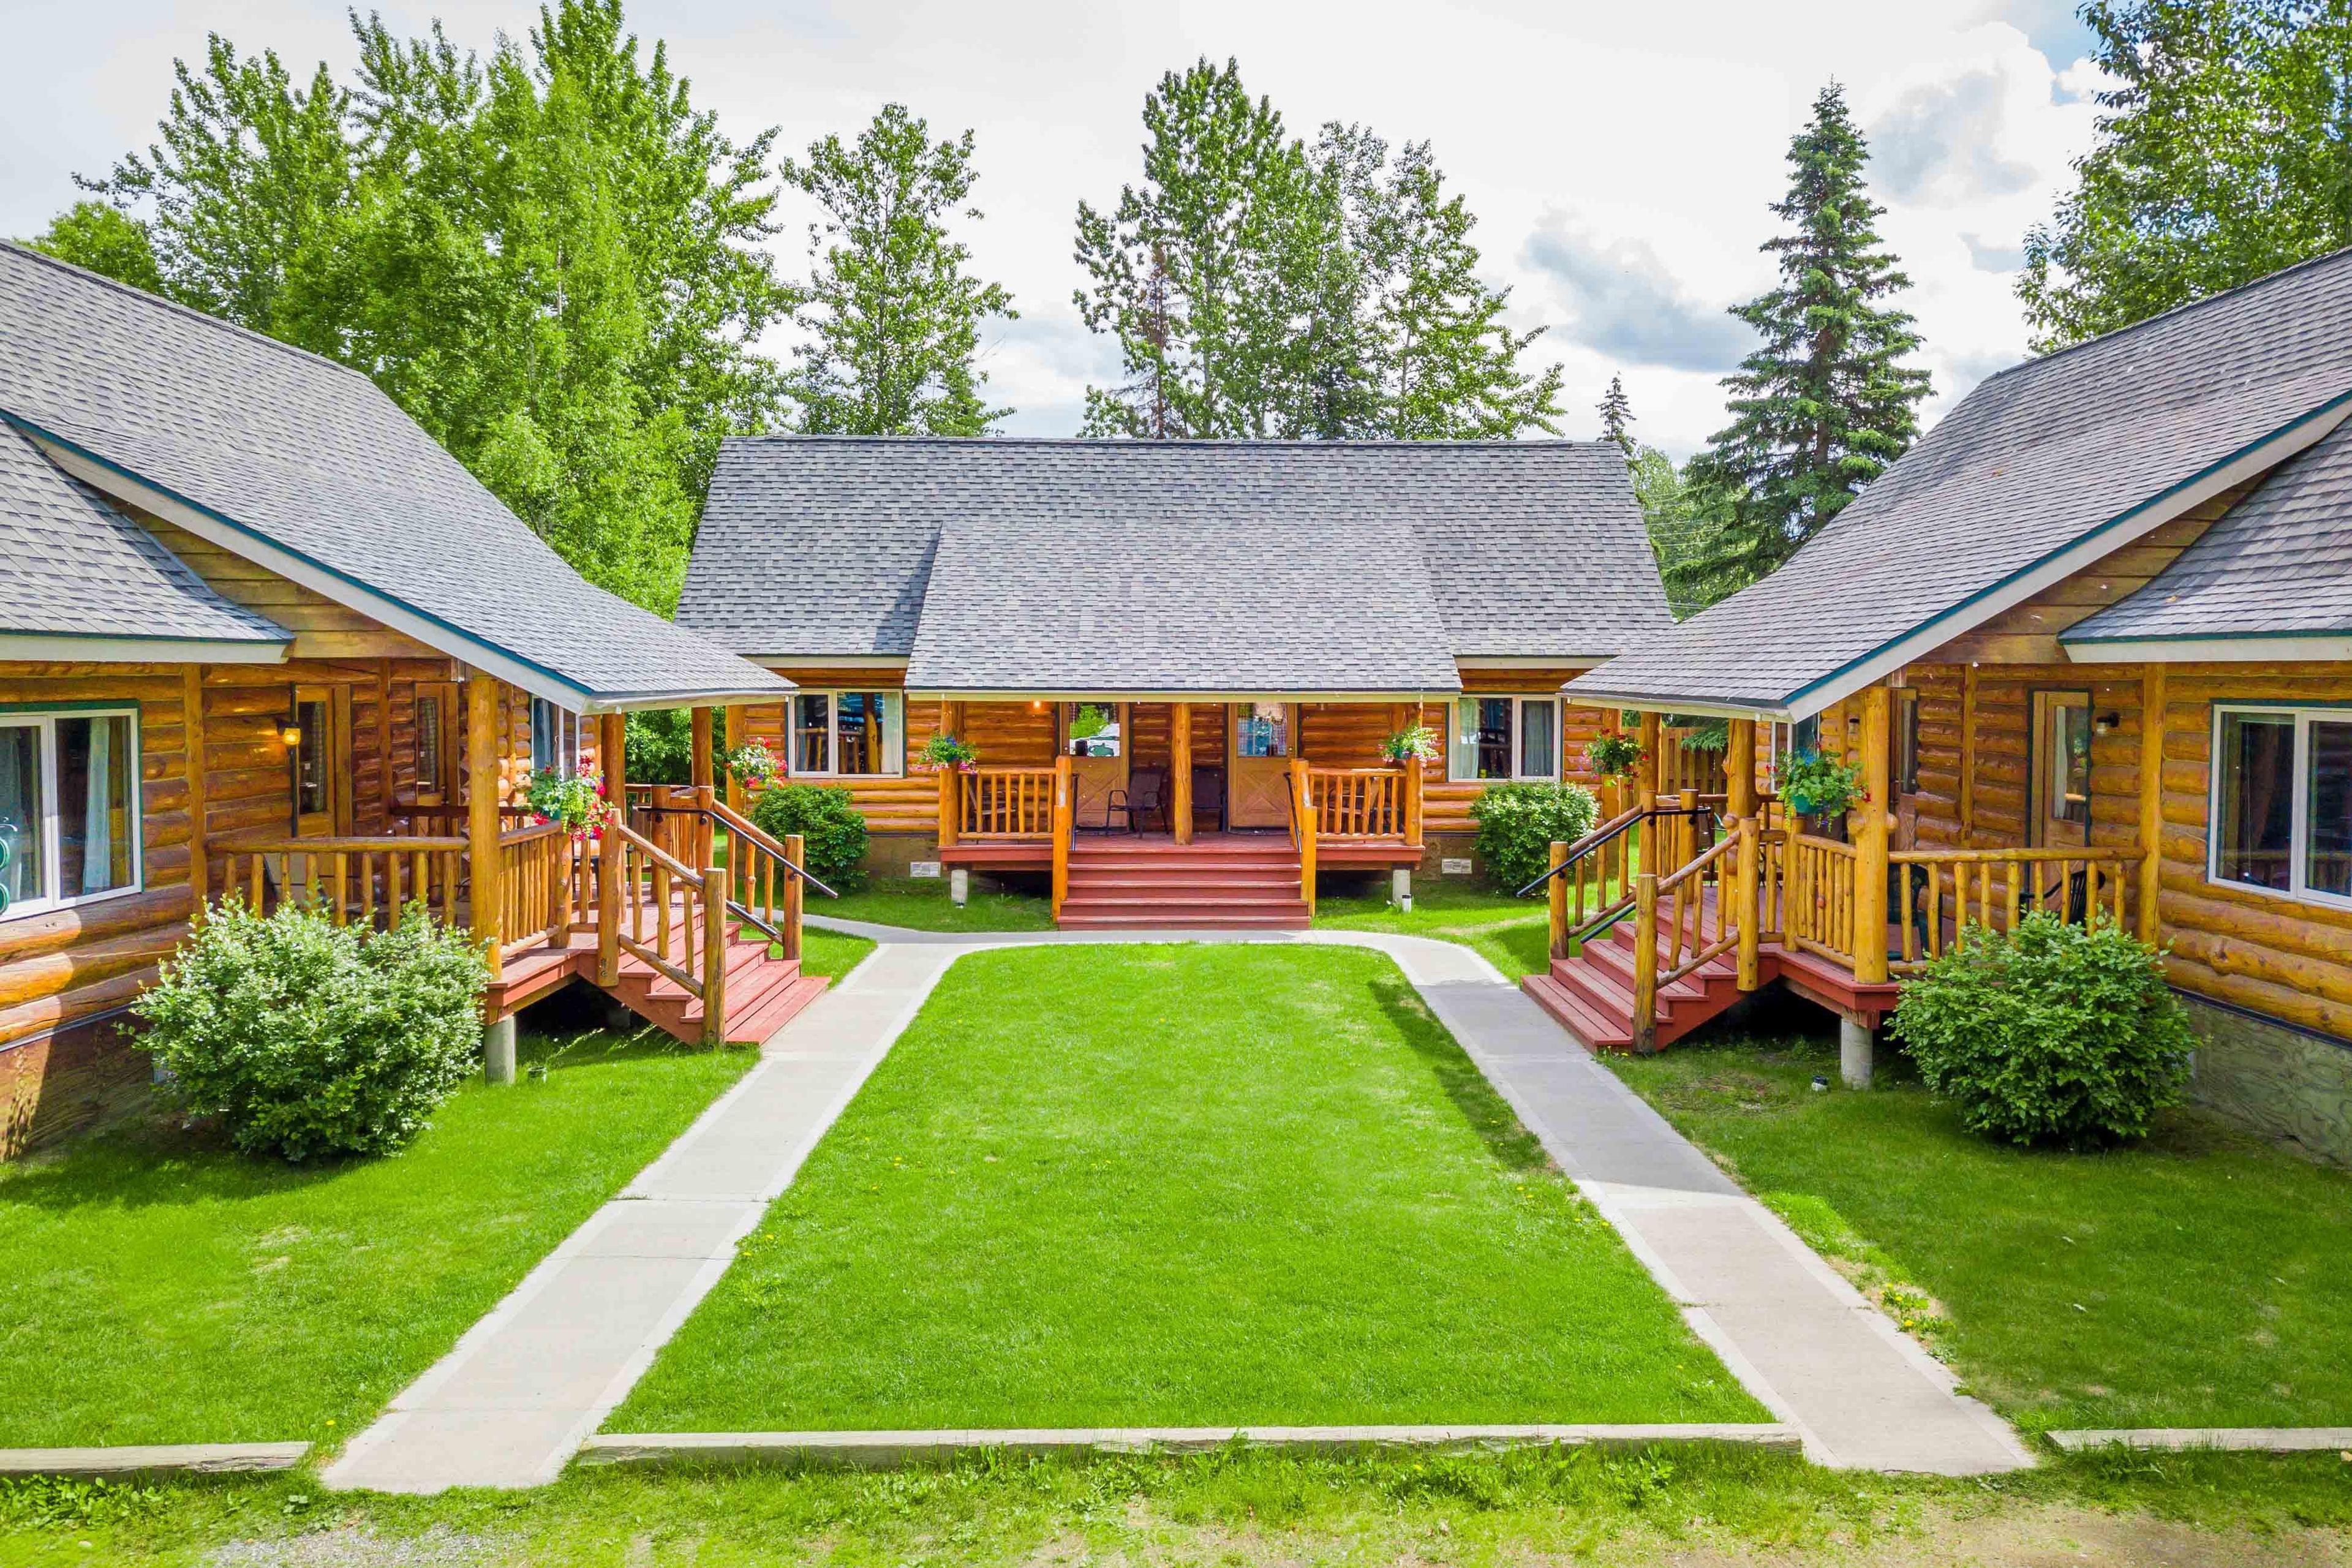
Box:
(291, 684), (345, 838)
(2029, 690), (2093, 850)
(412, 680), (459, 808)
(1227, 701), (1296, 829)
(1066, 701), (1128, 829)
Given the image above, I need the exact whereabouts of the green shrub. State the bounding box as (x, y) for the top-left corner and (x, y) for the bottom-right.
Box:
(133, 900), (489, 1162)
(1894, 912), (2196, 1149)
(1469, 782), (1599, 892)
(749, 782), (869, 891)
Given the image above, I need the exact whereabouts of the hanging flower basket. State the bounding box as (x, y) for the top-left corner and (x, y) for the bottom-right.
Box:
(526, 767), (620, 843)
(918, 734), (979, 774)
(1381, 724), (1440, 765)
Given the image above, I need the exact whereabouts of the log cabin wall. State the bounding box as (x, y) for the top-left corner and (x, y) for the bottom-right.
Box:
(1417, 668), (1607, 842)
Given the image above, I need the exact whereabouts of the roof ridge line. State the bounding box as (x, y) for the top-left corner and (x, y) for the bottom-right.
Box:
(0, 238), (378, 390)
(719, 434), (1613, 449)
(1981, 243), (2352, 386)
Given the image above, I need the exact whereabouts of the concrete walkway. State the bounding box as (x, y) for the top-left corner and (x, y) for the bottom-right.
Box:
(325, 921), (2029, 1492)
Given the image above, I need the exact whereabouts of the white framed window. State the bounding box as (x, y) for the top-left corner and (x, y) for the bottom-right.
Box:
(788, 691), (903, 777)
(2210, 704), (2352, 909)
(530, 698), (584, 777)
(1450, 696), (1561, 782)
(0, 706), (142, 922)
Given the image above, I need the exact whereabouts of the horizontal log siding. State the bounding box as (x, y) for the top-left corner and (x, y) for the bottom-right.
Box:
(1902, 656), (2352, 1041)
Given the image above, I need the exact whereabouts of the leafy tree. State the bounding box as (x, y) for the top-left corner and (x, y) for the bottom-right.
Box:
(1074, 59), (1560, 439)
(1597, 373), (1634, 454)
(2019, 0), (2352, 349)
(60, 2), (789, 612)
(1629, 446), (1741, 617)
(24, 200), (165, 294)
(1679, 83), (1931, 599)
(780, 105), (1016, 435)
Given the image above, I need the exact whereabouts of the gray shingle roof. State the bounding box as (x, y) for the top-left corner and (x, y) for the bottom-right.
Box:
(677, 437), (1671, 671)
(0, 420), (288, 647)
(1567, 246), (2352, 716)
(2068, 416), (2352, 644)
(0, 242), (786, 707)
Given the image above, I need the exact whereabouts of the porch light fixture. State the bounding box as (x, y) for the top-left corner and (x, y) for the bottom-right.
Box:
(279, 722), (304, 747)
(2095, 711), (2121, 734)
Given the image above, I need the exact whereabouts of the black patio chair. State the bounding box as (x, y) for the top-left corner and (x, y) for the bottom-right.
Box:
(1191, 764), (1226, 835)
(1102, 766), (1168, 833)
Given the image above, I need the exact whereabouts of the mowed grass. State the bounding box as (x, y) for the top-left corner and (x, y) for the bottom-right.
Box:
(820, 873), (1055, 932)
(1612, 1028), (2352, 1434)
(614, 944), (1758, 1432)
(794, 925), (874, 981)
(1313, 880), (1553, 979)
(0, 1028), (751, 1447)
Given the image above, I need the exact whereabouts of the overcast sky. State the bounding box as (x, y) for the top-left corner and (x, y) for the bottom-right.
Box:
(0, 0), (2113, 457)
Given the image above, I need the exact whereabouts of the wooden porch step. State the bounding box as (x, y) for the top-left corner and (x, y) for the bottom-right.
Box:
(1522, 971), (1632, 1051)
(1057, 910), (1310, 929)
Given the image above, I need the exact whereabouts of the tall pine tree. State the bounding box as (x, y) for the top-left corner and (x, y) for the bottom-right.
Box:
(1597, 373), (1634, 454)
(780, 104), (1016, 435)
(1677, 83), (1929, 604)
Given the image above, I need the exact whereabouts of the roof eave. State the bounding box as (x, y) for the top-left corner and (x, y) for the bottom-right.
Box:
(2060, 629), (2352, 663)
(0, 631), (292, 665)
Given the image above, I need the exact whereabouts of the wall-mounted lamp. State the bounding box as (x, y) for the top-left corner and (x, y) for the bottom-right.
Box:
(279, 722), (304, 748)
(2094, 711), (2122, 734)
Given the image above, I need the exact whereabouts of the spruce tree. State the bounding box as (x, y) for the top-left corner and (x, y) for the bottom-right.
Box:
(1597, 374), (1634, 454)
(1678, 82), (1930, 601)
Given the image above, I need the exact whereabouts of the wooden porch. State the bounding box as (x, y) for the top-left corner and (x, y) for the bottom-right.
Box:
(1522, 698), (2155, 1052)
(204, 692), (829, 1048)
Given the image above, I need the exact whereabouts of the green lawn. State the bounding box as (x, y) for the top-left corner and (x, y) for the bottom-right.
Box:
(1313, 881), (1553, 978)
(817, 873), (1055, 931)
(795, 926), (873, 981)
(1611, 1030), (2352, 1435)
(614, 944), (1757, 1432)
(0, 1028), (751, 1448)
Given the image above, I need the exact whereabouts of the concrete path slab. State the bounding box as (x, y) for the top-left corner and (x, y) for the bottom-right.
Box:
(0, 1442), (310, 1478)
(2048, 1427), (2352, 1453)
(325, 922), (2032, 1491)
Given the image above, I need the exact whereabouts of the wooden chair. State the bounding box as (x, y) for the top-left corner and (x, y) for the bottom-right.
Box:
(1103, 767), (1167, 833)
(1191, 765), (1226, 834)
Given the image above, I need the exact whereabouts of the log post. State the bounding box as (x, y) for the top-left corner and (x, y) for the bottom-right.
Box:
(783, 832), (805, 963)
(689, 707), (716, 871)
(1404, 750), (1425, 848)
(466, 671), (502, 966)
(2138, 663), (2166, 944)
(1728, 717), (1760, 991)
(1292, 756), (1319, 918)
(597, 711), (625, 988)
(1852, 684), (1893, 986)
(702, 860), (728, 1046)
(937, 764), (959, 850)
(1050, 752), (1073, 921)
(185, 666), (209, 925)
(1547, 840), (1569, 962)
(1171, 701), (1194, 845)
(1631, 871), (1659, 1053)
(723, 702), (747, 816)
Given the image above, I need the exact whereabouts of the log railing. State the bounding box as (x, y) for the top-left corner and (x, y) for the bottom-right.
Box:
(603, 818), (729, 1044)
(1528, 804), (1645, 960)
(495, 821), (576, 960)
(1289, 756), (1318, 918)
(1658, 831), (1740, 986)
(960, 767), (1058, 839)
(219, 834), (466, 930)
(705, 793), (830, 960)
(1784, 832), (1862, 968)
(1890, 846), (2139, 970)
(1306, 766), (1413, 840)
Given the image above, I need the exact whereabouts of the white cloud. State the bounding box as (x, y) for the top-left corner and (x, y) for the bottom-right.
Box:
(1523, 223), (1751, 374)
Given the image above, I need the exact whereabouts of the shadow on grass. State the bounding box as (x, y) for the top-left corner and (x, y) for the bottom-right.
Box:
(1366, 974), (1549, 1174)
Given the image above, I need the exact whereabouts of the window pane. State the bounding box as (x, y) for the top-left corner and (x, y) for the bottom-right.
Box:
(1068, 701), (1121, 758)
(2054, 703), (2091, 826)
(1519, 700), (1556, 778)
(295, 699), (331, 817)
(0, 725), (43, 913)
(835, 693), (886, 775)
(1475, 698), (1513, 780)
(415, 695), (442, 791)
(531, 698), (555, 774)
(1792, 716), (1820, 755)
(2216, 713), (2293, 891)
(2307, 721), (2352, 898)
(59, 715), (134, 897)
(1237, 702), (1286, 759)
(1896, 695), (1921, 796)
(794, 694), (831, 772)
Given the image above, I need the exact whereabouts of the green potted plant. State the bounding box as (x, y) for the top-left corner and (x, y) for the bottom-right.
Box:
(919, 734), (978, 773)
(525, 767), (619, 842)
(1773, 748), (1865, 838)
(720, 739), (779, 790)
(1585, 733), (1645, 782)
(1381, 724), (1440, 765)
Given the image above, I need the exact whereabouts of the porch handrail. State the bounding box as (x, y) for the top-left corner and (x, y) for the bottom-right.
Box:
(216, 832), (467, 933)
(1288, 756), (1317, 918)
(959, 766), (1058, 840)
(600, 815), (729, 1044)
(704, 791), (834, 960)
(1890, 843), (2139, 969)
(1305, 765), (1411, 841)
(1657, 831), (1741, 986)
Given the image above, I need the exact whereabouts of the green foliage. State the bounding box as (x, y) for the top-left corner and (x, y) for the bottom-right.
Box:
(24, 200), (166, 293)
(1772, 748), (1863, 816)
(1074, 58), (1560, 439)
(70, 2), (790, 611)
(1679, 83), (1931, 602)
(132, 900), (489, 1162)
(1585, 733), (1645, 779)
(749, 782), (869, 890)
(2021, 1), (2352, 349)
(1630, 444), (1743, 617)
(524, 767), (614, 835)
(1381, 724), (1440, 764)
(1894, 913), (2196, 1149)
(1068, 703), (1111, 740)
(627, 708), (695, 785)
(919, 733), (978, 769)
(1596, 373), (1634, 454)
(1469, 782), (1599, 892)
(780, 104), (1016, 434)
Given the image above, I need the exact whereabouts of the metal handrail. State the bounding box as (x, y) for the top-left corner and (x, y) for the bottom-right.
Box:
(1511, 803), (1711, 898)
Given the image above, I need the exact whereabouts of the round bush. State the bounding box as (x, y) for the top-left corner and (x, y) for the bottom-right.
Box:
(1468, 782), (1599, 892)
(1893, 912), (2196, 1149)
(132, 900), (491, 1162)
(748, 782), (869, 891)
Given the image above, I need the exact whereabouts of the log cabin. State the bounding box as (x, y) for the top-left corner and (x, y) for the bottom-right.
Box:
(0, 241), (820, 1157)
(676, 437), (1674, 926)
(1543, 246), (2352, 1163)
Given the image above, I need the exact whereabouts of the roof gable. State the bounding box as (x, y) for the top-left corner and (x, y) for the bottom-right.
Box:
(1568, 246), (2352, 717)
(0, 243), (785, 709)
(678, 437), (1672, 671)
